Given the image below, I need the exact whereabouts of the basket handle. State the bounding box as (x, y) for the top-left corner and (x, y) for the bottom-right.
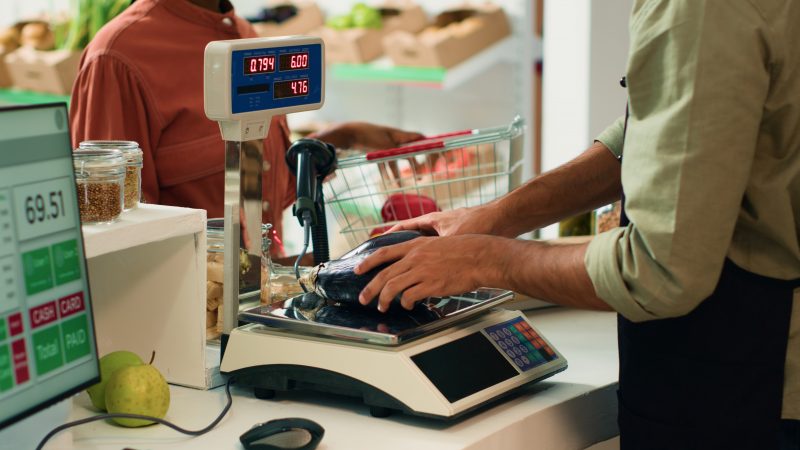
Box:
(366, 141), (446, 161)
(418, 129), (474, 140)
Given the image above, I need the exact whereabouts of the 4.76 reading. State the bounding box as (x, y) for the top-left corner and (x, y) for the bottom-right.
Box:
(273, 79), (309, 99)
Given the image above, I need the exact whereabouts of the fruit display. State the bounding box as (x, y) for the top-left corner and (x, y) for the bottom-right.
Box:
(85, 350), (171, 428)
(318, 2), (427, 64)
(105, 364), (170, 427)
(87, 350), (144, 411)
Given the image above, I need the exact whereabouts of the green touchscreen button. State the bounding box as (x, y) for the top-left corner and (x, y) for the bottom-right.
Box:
(32, 325), (63, 375)
(52, 239), (81, 285)
(61, 314), (91, 362)
(22, 247), (53, 295)
(0, 344), (12, 392)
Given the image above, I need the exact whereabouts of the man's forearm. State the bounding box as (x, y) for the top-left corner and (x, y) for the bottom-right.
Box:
(490, 142), (623, 237)
(494, 238), (612, 311)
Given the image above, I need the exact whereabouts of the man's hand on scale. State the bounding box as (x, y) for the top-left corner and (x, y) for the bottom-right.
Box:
(354, 234), (510, 312)
(386, 203), (506, 237)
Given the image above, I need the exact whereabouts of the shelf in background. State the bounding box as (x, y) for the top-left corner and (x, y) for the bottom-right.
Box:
(0, 88), (70, 106)
(82, 203), (205, 259)
(331, 38), (515, 90)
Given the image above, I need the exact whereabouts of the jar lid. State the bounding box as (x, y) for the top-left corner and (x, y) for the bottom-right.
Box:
(79, 140), (143, 161)
(73, 149), (127, 176)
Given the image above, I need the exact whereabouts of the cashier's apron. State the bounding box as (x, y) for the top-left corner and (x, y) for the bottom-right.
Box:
(615, 78), (796, 450)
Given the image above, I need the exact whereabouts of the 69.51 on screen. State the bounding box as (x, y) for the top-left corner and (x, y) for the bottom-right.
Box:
(13, 177), (76, 241)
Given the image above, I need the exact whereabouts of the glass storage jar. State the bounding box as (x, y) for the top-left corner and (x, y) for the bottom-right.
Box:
(594, 201), (622, 234)
(79, 141), (143, 210)
(268, 263), (309, 305)
(206, 219), (272, 342)
(72, 149), (126, 225)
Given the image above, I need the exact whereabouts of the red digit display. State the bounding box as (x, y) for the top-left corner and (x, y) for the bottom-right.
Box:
(279, 52), (310, 71)
(244, 56), (276, 75)
(273, 79), (310, 99)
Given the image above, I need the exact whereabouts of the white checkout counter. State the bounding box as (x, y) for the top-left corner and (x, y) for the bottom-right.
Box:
(52, 307), (619, 450)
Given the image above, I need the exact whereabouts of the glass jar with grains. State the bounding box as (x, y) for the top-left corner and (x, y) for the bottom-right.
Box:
(206, 219), (272, 342)
(72, 149), (126, 225)
(79, 141), (143, 210)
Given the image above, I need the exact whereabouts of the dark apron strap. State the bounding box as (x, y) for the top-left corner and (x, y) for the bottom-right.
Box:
(614, 76), (795, 449)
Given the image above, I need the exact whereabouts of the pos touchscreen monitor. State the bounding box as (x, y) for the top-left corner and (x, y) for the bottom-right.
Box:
(0, 103), (100, 430)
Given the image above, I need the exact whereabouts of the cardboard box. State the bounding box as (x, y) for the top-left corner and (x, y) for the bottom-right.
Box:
(319, 2), (428, 64)
(5, 47), (80, 95)
(383, 4), (510, 68)
(252, 2), (325, 37)
(0, 49), (12, 88)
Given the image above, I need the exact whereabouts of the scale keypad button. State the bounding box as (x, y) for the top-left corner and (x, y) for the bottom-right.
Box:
(484, 317), (558, 372)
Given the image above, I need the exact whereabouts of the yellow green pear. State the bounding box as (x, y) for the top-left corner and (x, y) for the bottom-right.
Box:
(86, 350), (144, 411)
(105, 363), (170, 427)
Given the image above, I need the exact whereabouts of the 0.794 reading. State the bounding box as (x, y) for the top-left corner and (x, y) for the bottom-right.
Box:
(25, 190), (66, 225)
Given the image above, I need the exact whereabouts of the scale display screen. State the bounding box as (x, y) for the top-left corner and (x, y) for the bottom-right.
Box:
(411, 332), (517, 403)
(274, 79), (309, 99)
(243, 55), (276, 75)
(279, 52), (309, 71)
(0, 104), (99, 429)
(230, 43), (322, 114)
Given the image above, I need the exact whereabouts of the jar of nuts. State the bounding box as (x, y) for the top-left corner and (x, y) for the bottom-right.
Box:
(594, 201), (622, 234)
(206, 219), (272, 342)
(79, 141), (143, 210)
(72, 149), (126, 225)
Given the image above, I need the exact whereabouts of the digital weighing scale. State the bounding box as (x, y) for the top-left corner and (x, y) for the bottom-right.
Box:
(204, 36), (567, 420)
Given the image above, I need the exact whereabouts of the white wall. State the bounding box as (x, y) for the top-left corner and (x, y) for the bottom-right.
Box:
(539, 0), (631, 238)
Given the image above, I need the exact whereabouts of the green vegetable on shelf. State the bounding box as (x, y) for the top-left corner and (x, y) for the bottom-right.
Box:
(351, 3), (382, 29)
(326, 14), (354, 30)
(326, 3), (383, 30)
(61, 0), (130, 52)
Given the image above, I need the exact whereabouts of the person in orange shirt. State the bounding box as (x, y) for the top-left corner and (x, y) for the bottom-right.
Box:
(70, 0), (422, 256)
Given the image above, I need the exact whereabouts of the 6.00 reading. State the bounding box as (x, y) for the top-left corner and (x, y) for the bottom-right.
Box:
(25, 190), (66, 224)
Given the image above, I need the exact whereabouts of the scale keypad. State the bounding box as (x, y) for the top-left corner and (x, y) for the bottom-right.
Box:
(484, 317), (557, 372)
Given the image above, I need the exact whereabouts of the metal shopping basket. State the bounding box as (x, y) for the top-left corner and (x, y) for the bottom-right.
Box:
(325, 116), (525, 248)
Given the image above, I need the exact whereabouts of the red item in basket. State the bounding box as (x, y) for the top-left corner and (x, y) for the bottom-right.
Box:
(381, 193), (440, 222)
(369, 194), (440, 237)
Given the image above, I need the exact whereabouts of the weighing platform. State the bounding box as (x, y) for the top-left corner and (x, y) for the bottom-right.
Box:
(223, 289), (567, 419)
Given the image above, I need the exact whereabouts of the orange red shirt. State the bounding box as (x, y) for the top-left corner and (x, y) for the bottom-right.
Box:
(69, 0), (295, 255)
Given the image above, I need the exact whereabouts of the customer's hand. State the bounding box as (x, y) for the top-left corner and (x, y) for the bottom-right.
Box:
(310, 122), (423, 151)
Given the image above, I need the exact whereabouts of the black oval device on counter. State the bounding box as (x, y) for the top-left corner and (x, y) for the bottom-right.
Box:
(240, 418), (324, 450)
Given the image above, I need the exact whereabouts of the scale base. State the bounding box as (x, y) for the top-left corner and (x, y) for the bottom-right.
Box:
(229, 363), (556, 420)
(221, 309), (568, 420)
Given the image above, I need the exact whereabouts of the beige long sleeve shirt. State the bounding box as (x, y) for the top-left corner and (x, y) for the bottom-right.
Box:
(584, 0), (800, 419)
